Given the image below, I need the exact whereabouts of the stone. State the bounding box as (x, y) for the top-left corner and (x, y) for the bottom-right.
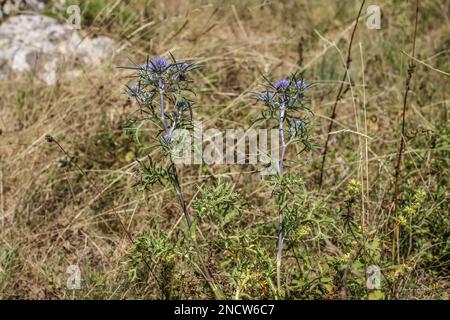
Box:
(0, 14), (115, 85)
(0, 0), (48, 21)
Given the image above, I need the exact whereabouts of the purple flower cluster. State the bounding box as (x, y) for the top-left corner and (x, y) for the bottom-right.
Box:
(126, 54), (197, 149)
(256, 74), (311, 112)
(275, 79), (290, 90)
(131, 56), (196, 95)
(146, 57), (170, 72)
(255, 74), (313, 143)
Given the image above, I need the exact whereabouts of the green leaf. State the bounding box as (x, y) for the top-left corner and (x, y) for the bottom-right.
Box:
(368, 290), (384, 300)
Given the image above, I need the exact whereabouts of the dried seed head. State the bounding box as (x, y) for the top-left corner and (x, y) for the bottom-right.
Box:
(45, 135), (55, 143)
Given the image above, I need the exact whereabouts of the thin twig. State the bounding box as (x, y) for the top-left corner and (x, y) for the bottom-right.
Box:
(393, 0), (420, 204)
(0, 166), (4, 229)
(391, 0), (420, 264)
(401, 50), (449, 76)
(318, 0), (366, 188)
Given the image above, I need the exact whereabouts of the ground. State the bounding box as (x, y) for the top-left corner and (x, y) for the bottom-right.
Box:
(0, 0), (448, 299)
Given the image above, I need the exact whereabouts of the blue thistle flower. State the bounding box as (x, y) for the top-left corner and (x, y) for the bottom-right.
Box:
(175, 62), (189, 72)
(128, 84), (141, 97)
(296, 80), (310, 90)
(146, 57), (170, 73)
(176, 101), (190, 112)
(171, 62), (190, 82)
(258, 91), (275, 105)
(275, 79), (290, 90)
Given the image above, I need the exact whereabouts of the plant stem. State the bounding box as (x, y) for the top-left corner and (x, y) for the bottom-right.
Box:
(159, 89), (192, 229)
(170, 162), (192, 228)
(158, 93), (222, 299)
(393, 0), (419, 206)
(392, 0), (420, 263)
(169, 160), (222, 299)
(279, 104), (287, 176)
(318, 0), (366, 188)
(159, 84), (168, 133)
(276, 102), (287, 296)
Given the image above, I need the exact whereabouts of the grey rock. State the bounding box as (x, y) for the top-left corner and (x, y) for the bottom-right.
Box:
(0, 0), (47, 21)
(24, 0), (48, 11)
(0, 14), (115, 85)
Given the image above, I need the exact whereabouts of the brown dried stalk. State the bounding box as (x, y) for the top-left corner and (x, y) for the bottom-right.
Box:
(393, 0), (420, 207)
(318, 0), (366, 188)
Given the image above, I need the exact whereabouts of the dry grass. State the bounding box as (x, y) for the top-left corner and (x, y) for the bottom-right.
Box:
(0, 0), (449, 299)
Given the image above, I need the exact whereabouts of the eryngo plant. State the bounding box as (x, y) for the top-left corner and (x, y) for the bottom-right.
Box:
(124, 54), (222, 298)
(193, 179), (243, 229)
(255, 73), (314, 296)
(125, 54), (197, 226)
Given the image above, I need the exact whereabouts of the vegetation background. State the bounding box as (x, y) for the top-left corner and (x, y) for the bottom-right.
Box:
(0, 0), (448, 299)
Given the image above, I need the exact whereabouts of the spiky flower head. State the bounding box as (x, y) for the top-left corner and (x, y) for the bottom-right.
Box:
(254, 74), (314, 128)
(296, 80), (310, 90)
(275, 79), (290, 90)
(125, 54), (197, 141)
(176, 62), (190, 72)
(128, 84), (141, 97)
(176, 101), (190, 112)
(134, 54), (197, 93)
(258, 91), (275, 104)
(148, 57), (169, 72)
